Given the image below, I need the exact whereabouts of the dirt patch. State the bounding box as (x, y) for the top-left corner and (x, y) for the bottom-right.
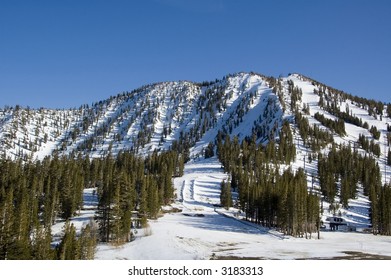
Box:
(214, 248), (239, 253)
(216, 242), (239, 247)
(298, 251), (391, 260)
(162, 207), (182, 214)
(328, 251), (391, 260)
(211, 251), (391, 260)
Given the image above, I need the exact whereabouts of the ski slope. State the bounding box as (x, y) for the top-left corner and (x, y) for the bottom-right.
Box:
(95, 157), (391, 260)
(2, 72), (391, 259)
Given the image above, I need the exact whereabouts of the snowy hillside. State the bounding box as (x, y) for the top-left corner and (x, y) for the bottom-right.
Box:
(1, 72), (391, 215)
(2, 72), (391, 259)
(0, 73), (283, 161)
(96, 157), (391, 260)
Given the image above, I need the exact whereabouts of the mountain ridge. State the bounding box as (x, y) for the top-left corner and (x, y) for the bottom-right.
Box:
(0, 72), (389, 162)
(2, 71), (391, 243)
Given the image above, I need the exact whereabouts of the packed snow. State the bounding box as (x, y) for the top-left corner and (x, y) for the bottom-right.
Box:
(95, 157), (391, 260)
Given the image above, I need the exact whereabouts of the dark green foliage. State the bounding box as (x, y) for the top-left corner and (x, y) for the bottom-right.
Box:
(363, 122), (369, 129)
(56, 220), (96, 260)
(309, 75), (385, 119)
(0, 159), (56, 260)
(369, 125), (381, 140)
(317, 98), (366, 129)
(302, 103), (310, 114)
(0, 148), (179, 258)
(277, 121), (296, 164)
(295, 112), (333, 152)
(377, 184), (391, 235)
(96, 150), (178, 243)
(317, 143), (387, 233)
(276, 168), (317, 237)
(314, 112), (345, 136)
(31, 225), (55, 260)
(204, 142), (215, 159)
(358, 134), (381, 157)
(220, 180), (232, 209)
(57, 221), (79, 260)
(217, 135), (319, 237)
(288, 80), (302, 112)
(0, 187), (17, 259)
(78, 221), (98, 260)
(0, 156), (94, 259)
(318, 144), (370, 203)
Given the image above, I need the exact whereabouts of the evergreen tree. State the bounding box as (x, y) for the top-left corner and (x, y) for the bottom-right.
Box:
(340, 175), (350, 208)
(78, 220), (98, 260)
(205, 142), (215, 159)
(57, 221), (79, 260)
(176, 154), (184, 177)
(9, 179), (31, 259)
(306, 193), (320, 239)
(118, 171), (134, 242)
(378, 184), (391, 235)
(31, 225), (54, 260)
(0, 188), (14, 260)
(162, 158), (174, 205)
(220, 180), (232, 210)
(147, 177), (160, 219)
(137, 173), (148, 227)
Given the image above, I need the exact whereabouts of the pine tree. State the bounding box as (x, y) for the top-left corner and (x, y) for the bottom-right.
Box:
(118, 171), (134, 242)
(137, 174), (148, 228)
(110, 171), (123, 244)
(204, 142), (215, 159)
(0, 188), (14, 260)
(306, 193), (320, 239)
(379, 184), (391, 235)
(162, 157), (174, 205)
(9, 179), (31, 259)
(43, 175), (59, 227)
(220, 180), (232, 210)
(147, 177), (160, 219)
(176, 154), (184, 177)
(340, 176), (350, 208)
(31, 225), (54, 260)
(59, 167), (75, 219)
(57, 221), (79, 260)
(78, 220), (98, 260)
(96, 180), (112, 242)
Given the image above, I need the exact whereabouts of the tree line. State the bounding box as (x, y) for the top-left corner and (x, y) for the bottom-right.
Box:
(0, 150), (182, 259)
(96, 150), (182, 244)
(317, 143), (391, 235)
(217, 125), (320, 238)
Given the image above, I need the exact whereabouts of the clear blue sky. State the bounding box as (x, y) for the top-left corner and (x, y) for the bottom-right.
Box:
(1, 0), (390, 109)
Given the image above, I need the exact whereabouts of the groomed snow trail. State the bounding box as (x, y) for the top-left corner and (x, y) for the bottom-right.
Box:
(96, 157), (285, 259)
(95, 157), (391, 260)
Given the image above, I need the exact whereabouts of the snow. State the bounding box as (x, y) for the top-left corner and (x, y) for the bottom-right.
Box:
(2, 72), (391, 259)
(96, 157), (391, 260)
(51, 188), (98, 244)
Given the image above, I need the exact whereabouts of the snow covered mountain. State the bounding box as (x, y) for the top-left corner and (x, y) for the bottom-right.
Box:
(1, 72), (389, 169)
(1, 72), (390, 216)
(3, 72), (391, 259)
(1, 72), (390, 179)
(0, 72), (281, 161)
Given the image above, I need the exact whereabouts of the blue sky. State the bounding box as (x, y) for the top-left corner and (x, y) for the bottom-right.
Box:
(1, 0), (390, 108)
